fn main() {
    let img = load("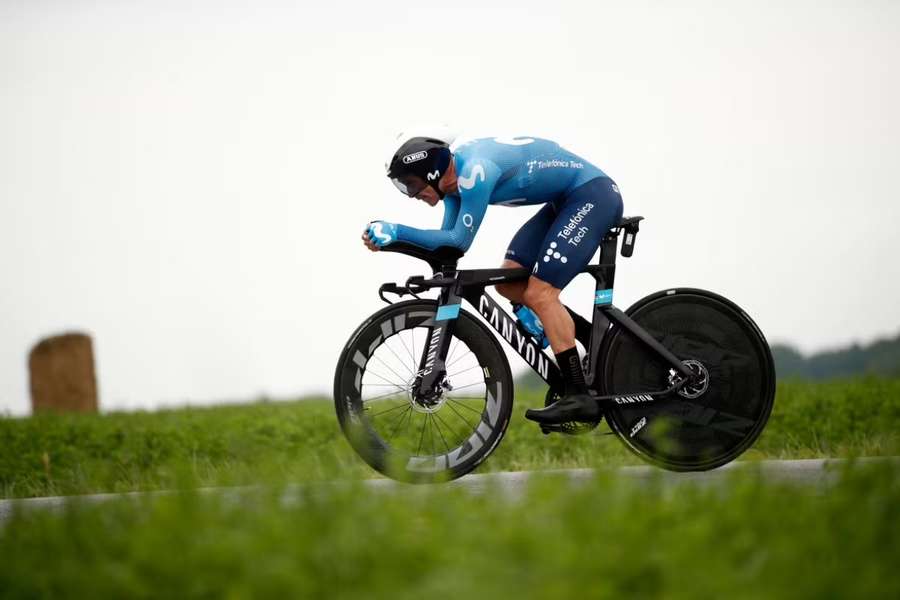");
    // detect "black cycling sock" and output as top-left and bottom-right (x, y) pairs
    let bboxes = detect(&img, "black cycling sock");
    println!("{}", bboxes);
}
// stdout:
(555, 347), (587, 396)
